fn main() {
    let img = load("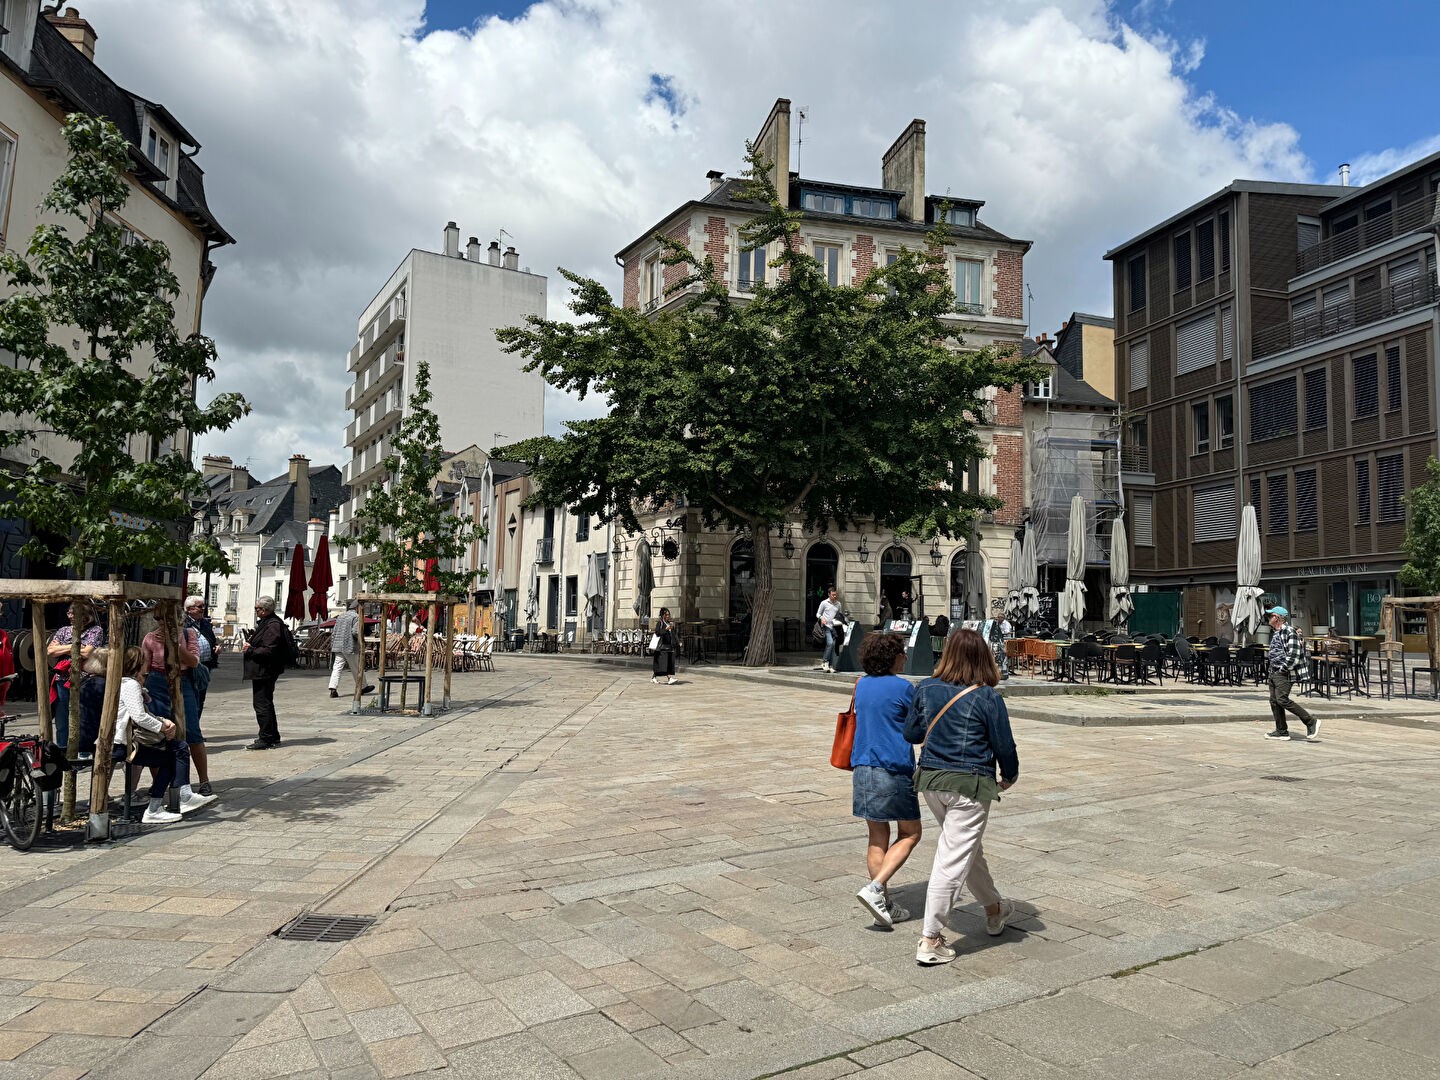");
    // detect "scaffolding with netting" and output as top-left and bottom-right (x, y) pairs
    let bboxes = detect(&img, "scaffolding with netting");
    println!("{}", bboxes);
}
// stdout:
(1029, 411), (1122, 591)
